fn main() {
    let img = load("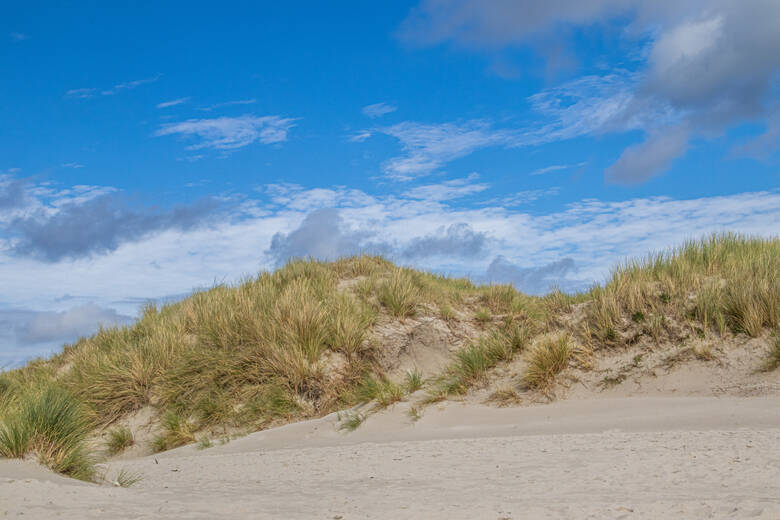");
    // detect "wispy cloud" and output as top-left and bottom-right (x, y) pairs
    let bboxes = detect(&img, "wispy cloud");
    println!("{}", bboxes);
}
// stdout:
(156, 97), (191, 109)
(155, 115), (298, 151)
(102, 75), (161, 96)
(375, 120), (514, 180)
(61, 162), (84, 169)
(529, 162), (585, 176)
(362, 102), (397, 118)
(198, 99), (257, 112)
(10, 32), (27, 41)
(402, 174), (489, 201)
(65, 88), (97, 99)
(66, 75), (161, 99)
